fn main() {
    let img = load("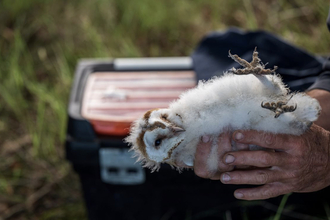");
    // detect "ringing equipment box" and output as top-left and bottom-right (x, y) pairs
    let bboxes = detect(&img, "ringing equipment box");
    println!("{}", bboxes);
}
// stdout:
(66, 57), (329, 220)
